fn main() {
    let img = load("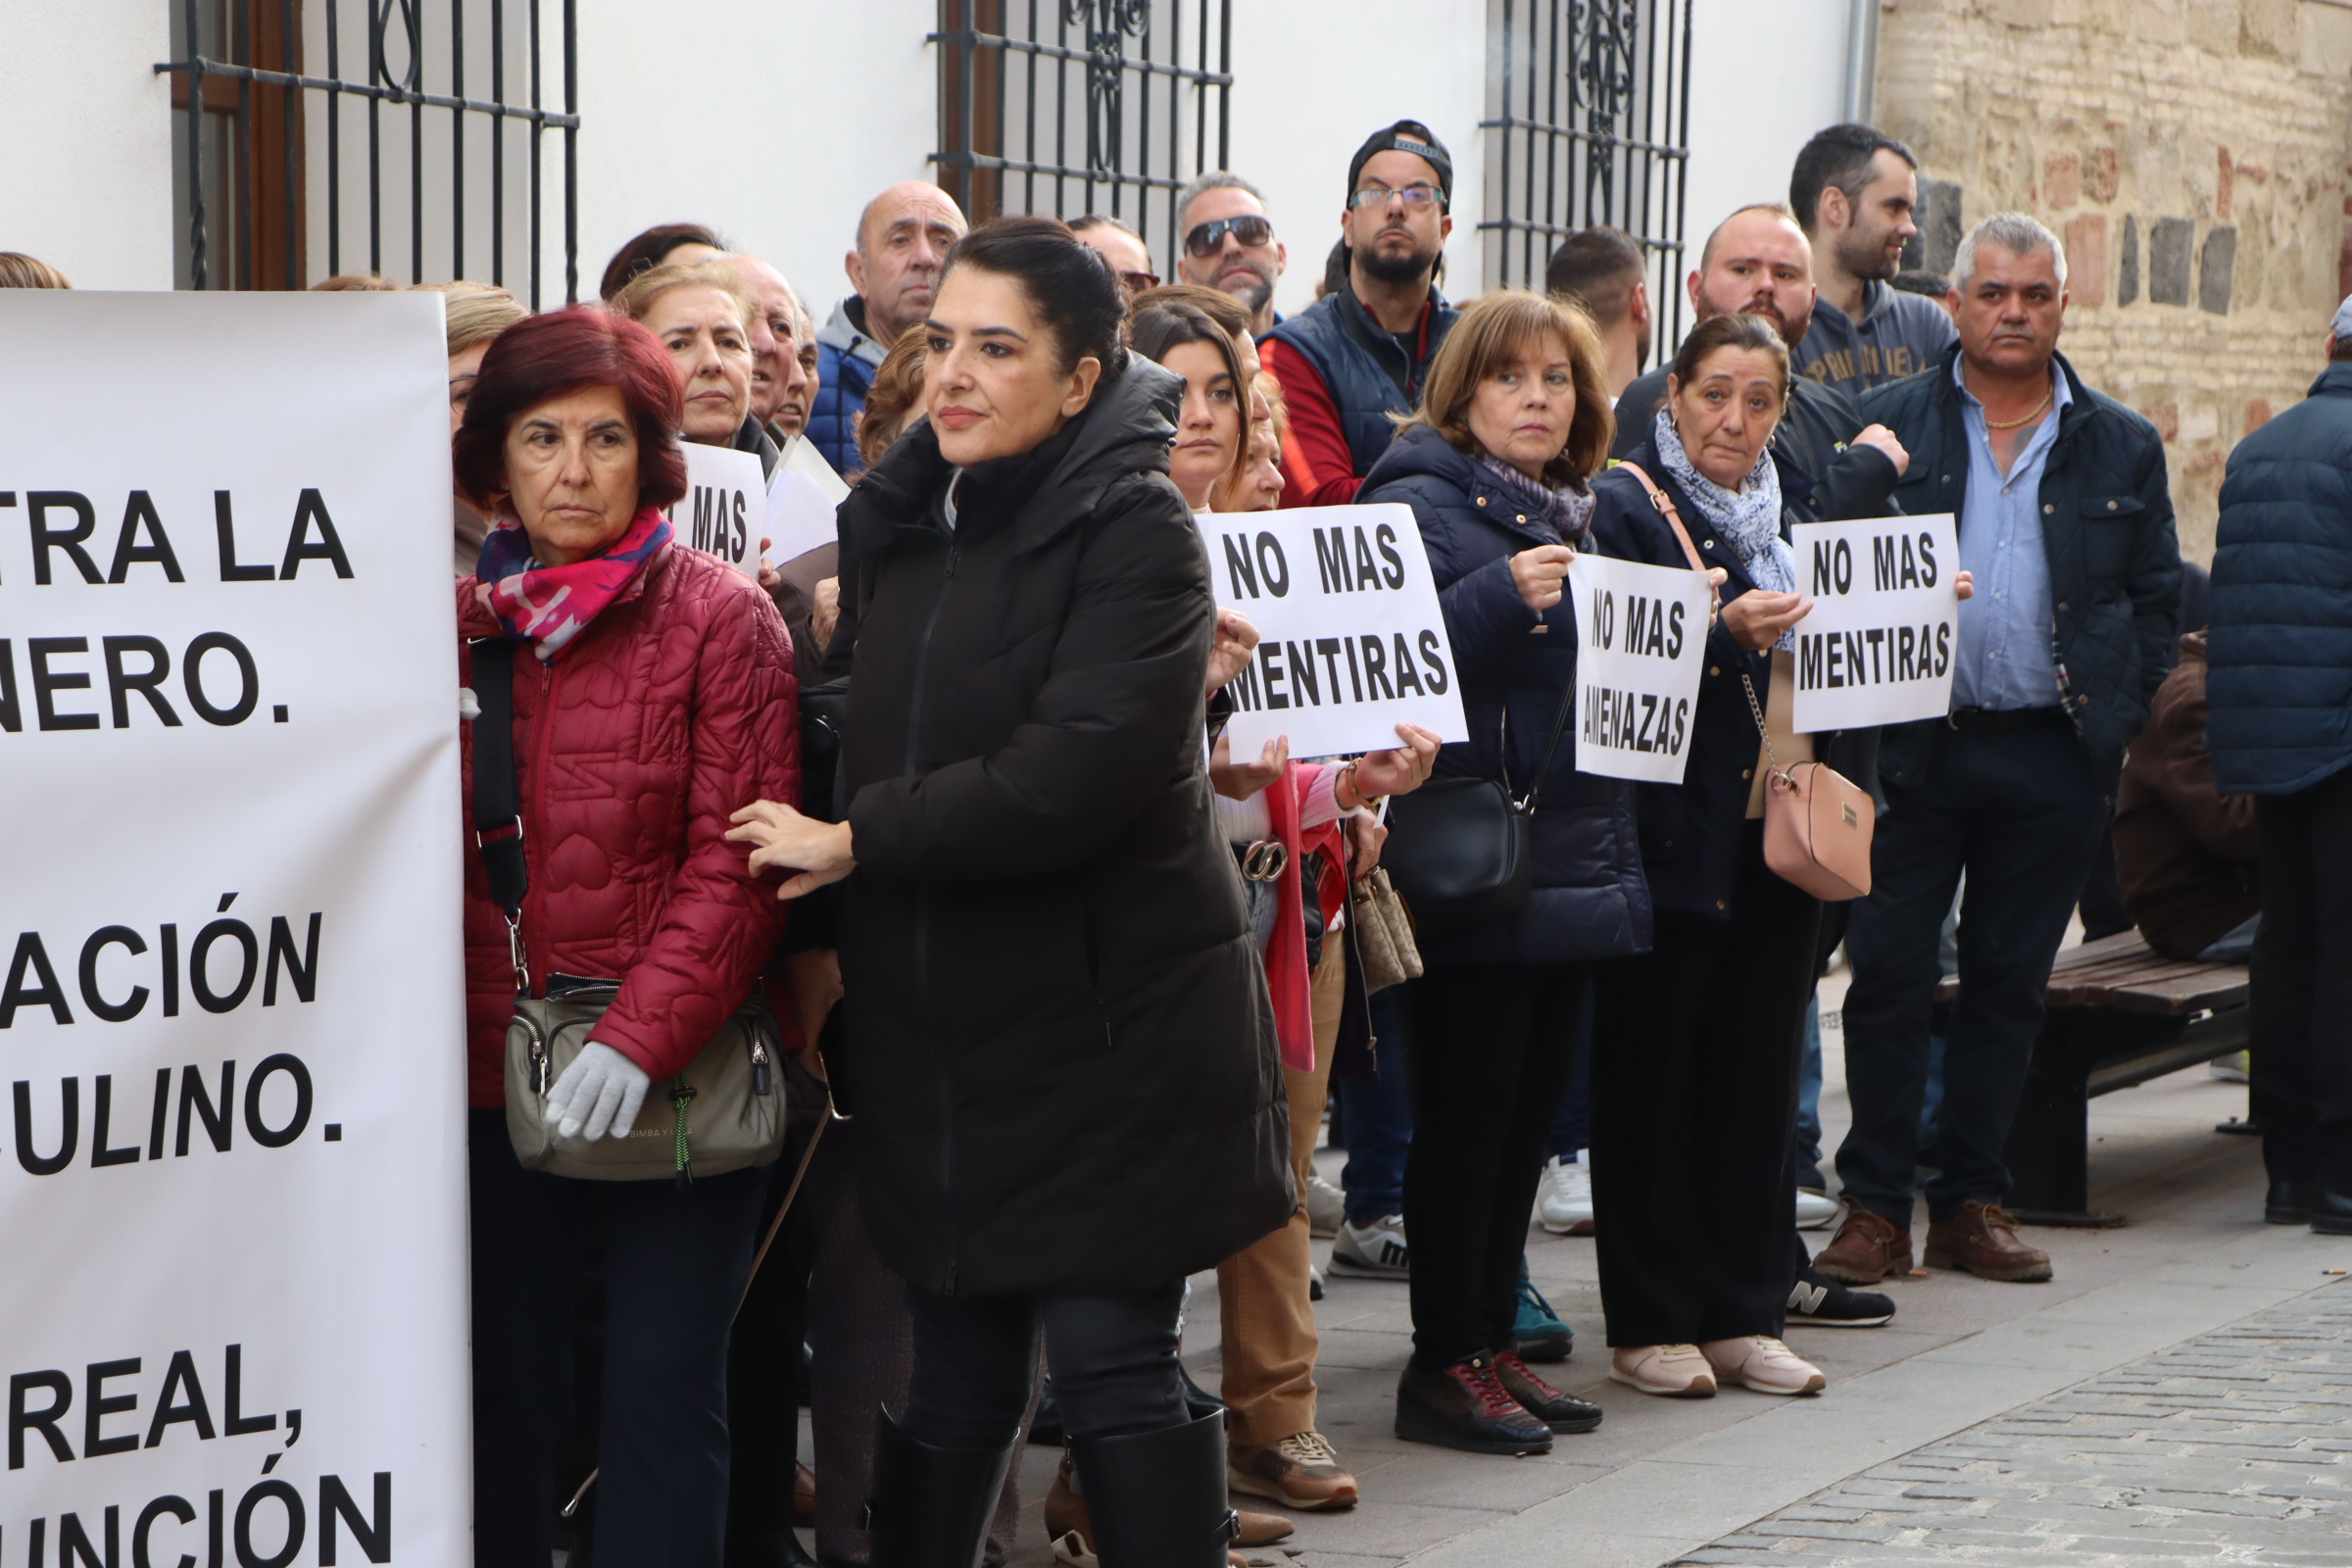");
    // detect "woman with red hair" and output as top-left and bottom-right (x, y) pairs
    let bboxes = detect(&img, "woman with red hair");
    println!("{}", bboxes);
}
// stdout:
(453, 305), (800, 1564)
